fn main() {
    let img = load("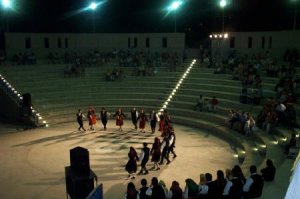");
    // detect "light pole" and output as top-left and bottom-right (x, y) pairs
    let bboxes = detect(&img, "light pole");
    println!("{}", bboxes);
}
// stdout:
(292, 0), (298, 30)
(1, 0), (11, 32)
(170, 1), (182, 33)
(219, 0), (227, 33)
(89, 2), (98, 33)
